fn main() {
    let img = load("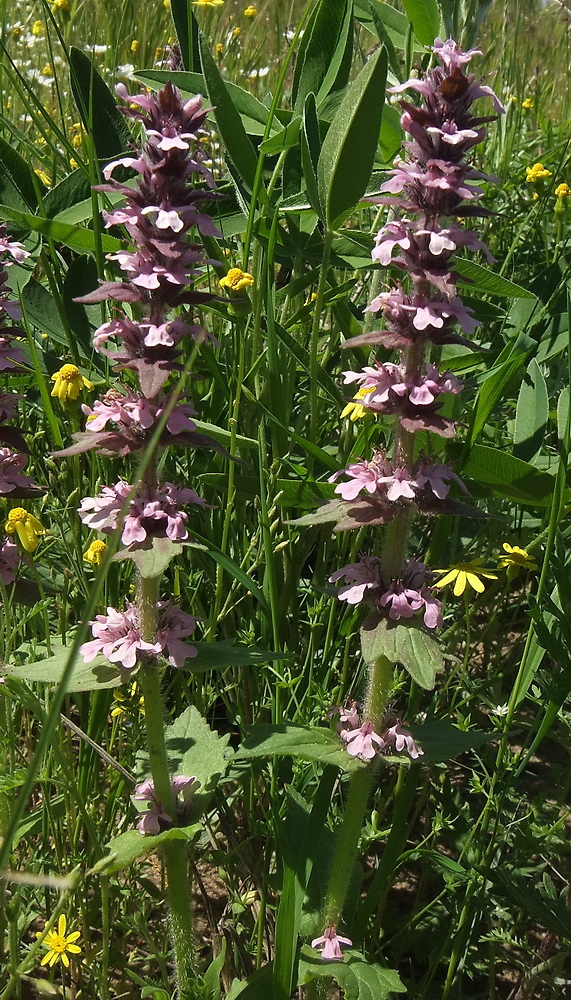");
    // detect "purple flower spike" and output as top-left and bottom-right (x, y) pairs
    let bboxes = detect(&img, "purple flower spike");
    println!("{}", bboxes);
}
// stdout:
(80, 603), (161, 670)
(311, 926), (353, 961)
(383, 721), (424, 760)
(329, 556), (382, 604)
(133, 774), (197, 835)
(156, 602), (198, 668)
(78, 479), (209, 547)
